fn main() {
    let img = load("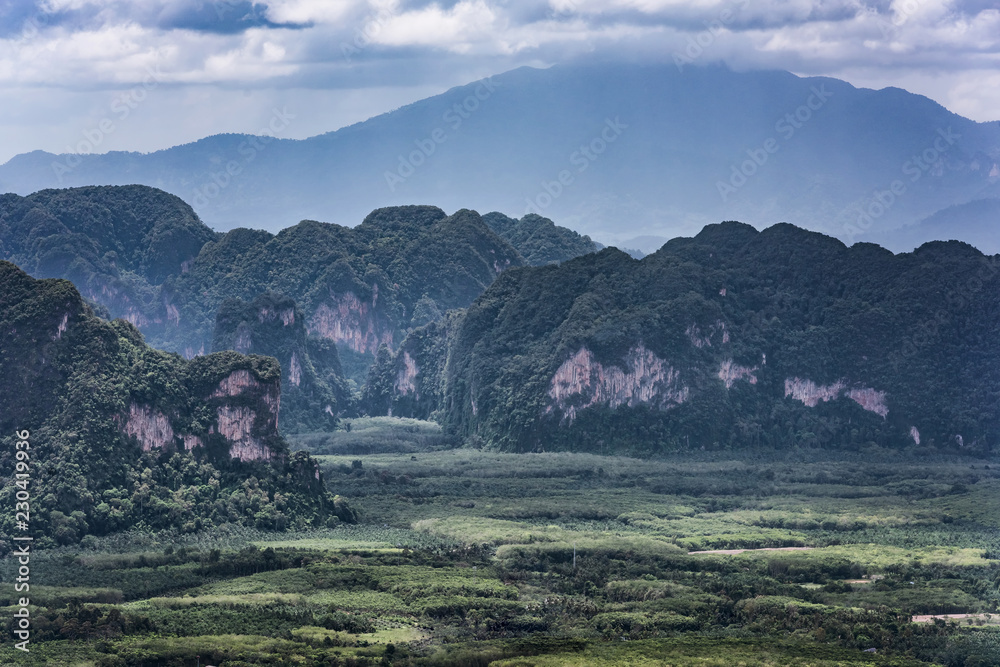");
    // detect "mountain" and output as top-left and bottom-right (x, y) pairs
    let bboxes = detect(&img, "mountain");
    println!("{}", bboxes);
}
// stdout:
(368, 223), (1000, 455)
(0, 185), (605, 433)
(482, 212), (601, 265)
(876, 198), (1000, 255)
(0, 185), (218, 325)
(0, 261), (352, 546)
(161, 205), (523, 366)
(2, 64), (997, 249)
(213, 292), (353, 432)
